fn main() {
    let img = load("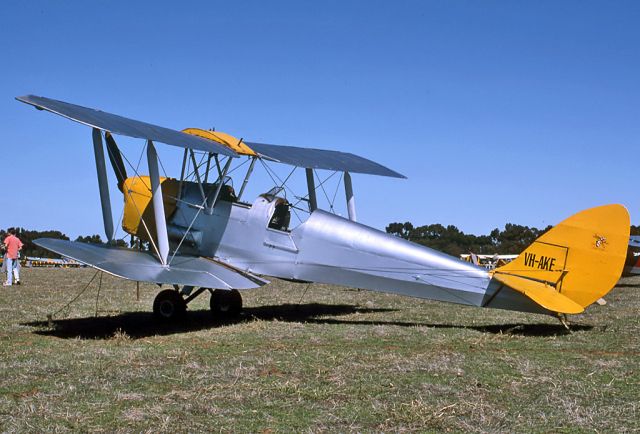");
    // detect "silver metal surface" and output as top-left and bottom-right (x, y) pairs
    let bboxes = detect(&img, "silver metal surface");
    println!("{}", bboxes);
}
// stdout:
(189, 149), (207, 203)
(104, 132), (127, 190)
(34, 239), (267, 289)
(16, 95), (237, 156)
(247, 141), (406, 178)
(344, 171), (356, 222)
(204, 153), (213, 184)
(305, 168), (317, 212)
(168, 186), (500, 309)
(147, 141), (170, 265)
(238, 156), (256, 201)
(207, 158), (232, 213)
(92, 128), (114, 242)
(178, 148), (188, 200)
